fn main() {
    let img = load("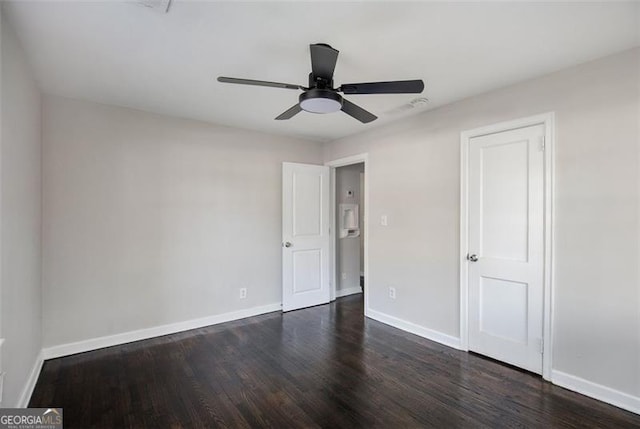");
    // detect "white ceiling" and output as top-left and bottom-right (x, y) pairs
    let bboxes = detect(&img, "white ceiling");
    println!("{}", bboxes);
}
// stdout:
(3, 1), (639, 142)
